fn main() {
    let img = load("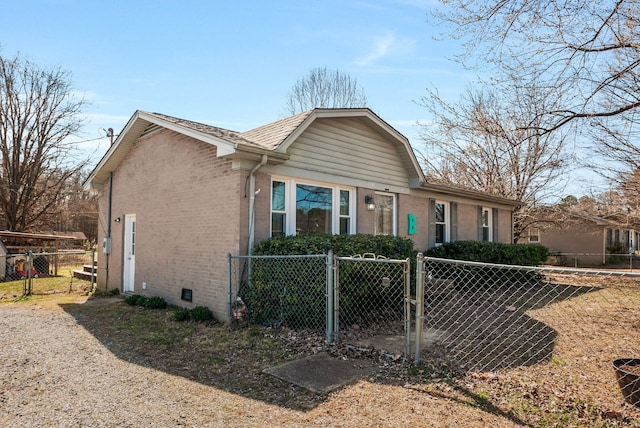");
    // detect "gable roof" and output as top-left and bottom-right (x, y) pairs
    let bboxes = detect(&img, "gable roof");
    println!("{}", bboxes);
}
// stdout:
(238, 110), (314, 150)
(84, 108), (427, 191)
